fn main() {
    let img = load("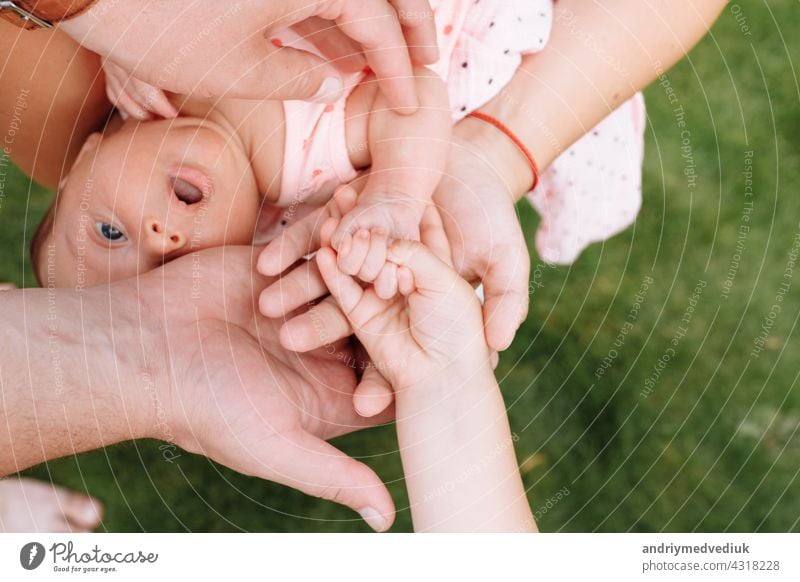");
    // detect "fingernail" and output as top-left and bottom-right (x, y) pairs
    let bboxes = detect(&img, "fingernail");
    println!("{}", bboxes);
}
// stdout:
(357, 229), (370, 240)
(359, 507), (388, 532)
(309, 76), (343, 103)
